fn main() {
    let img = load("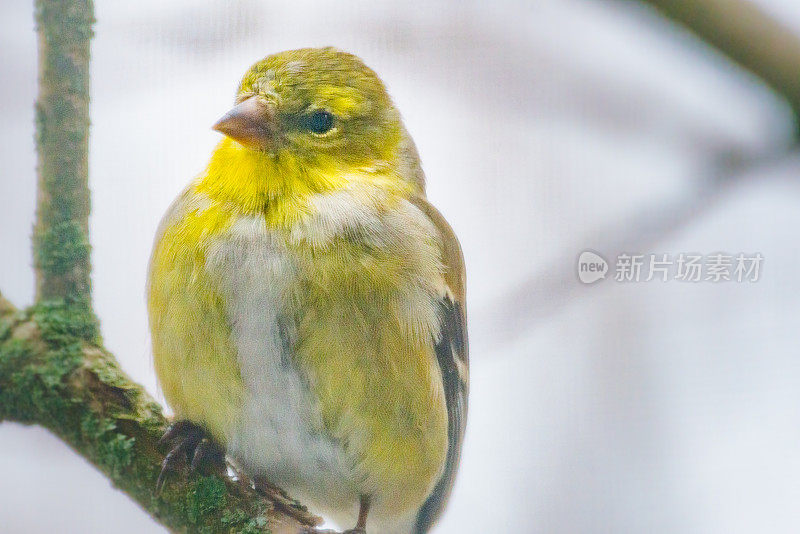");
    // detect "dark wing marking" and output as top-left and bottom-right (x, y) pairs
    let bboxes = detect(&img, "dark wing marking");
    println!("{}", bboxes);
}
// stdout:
(414, 296), (468, 534)
(410, 196), (468, 534)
